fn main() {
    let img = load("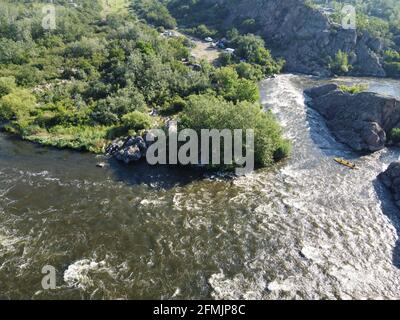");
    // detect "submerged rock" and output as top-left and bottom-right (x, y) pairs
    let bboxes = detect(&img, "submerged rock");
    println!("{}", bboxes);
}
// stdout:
(96, 162), (106, 168)
(306, 85), (400, 152)
(378, 162), (400, 208)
